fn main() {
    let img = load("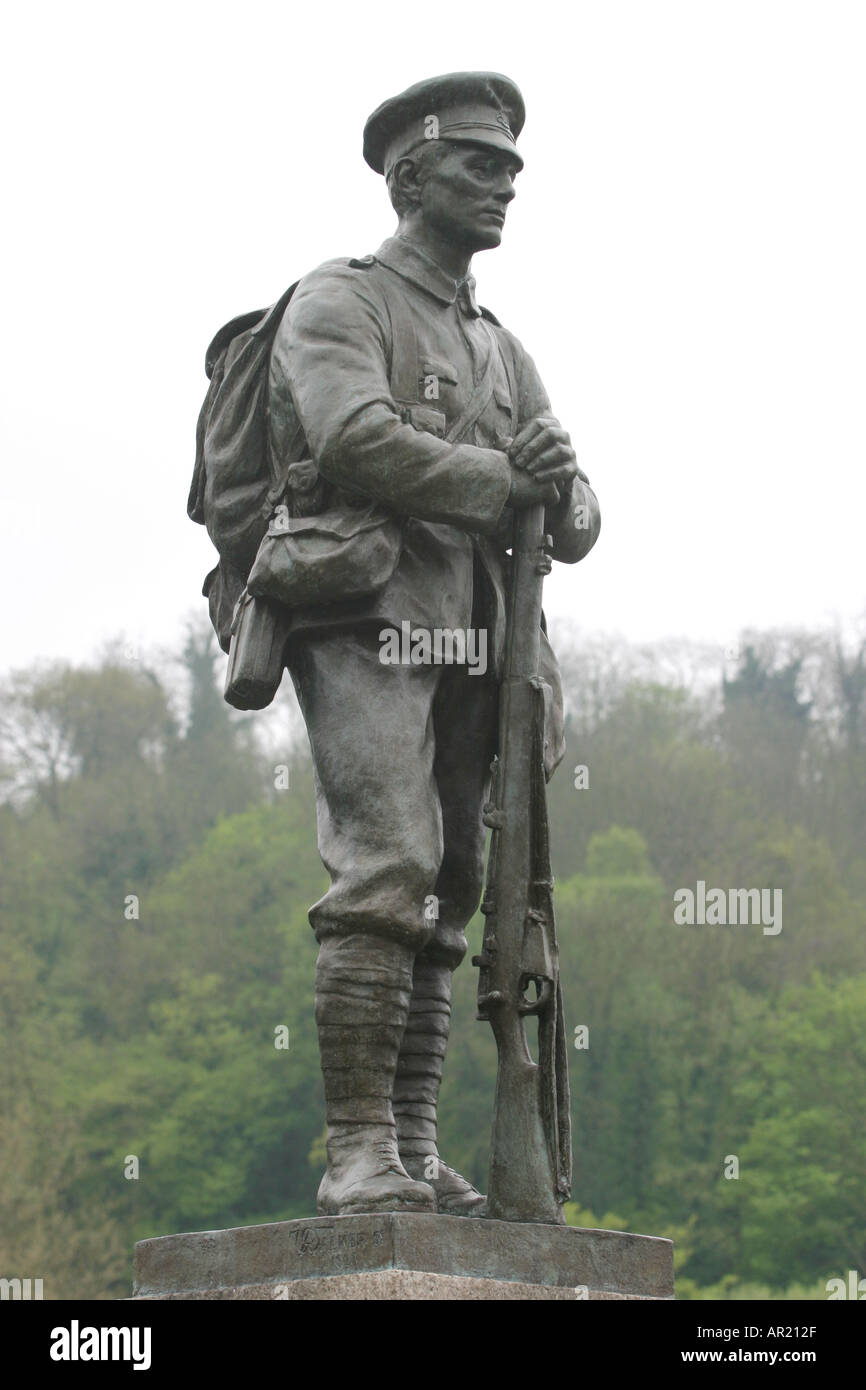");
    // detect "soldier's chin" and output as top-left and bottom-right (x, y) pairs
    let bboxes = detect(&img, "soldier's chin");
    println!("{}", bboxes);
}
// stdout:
(471, 223), (505, 251)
